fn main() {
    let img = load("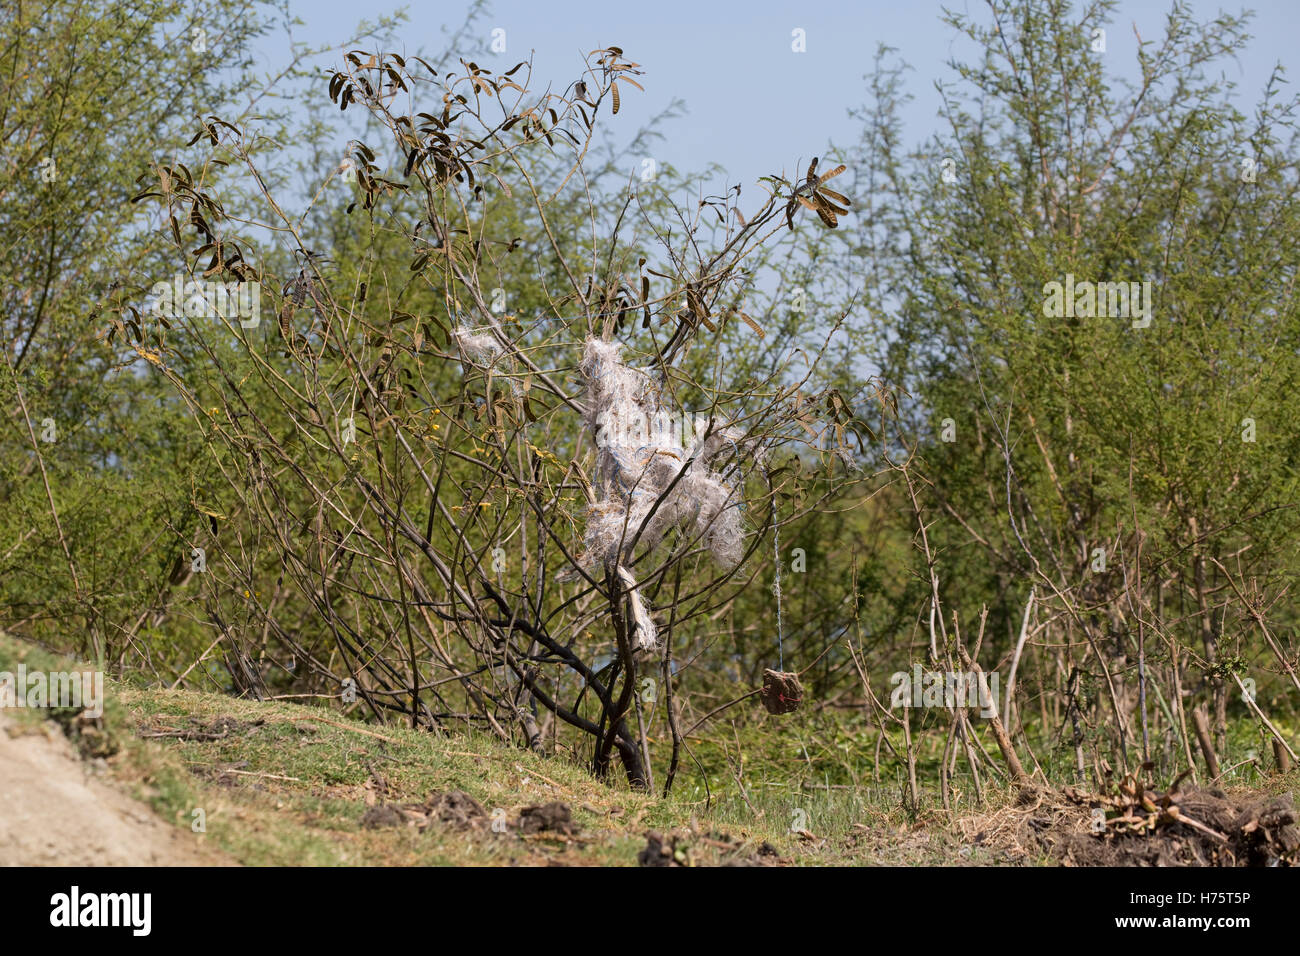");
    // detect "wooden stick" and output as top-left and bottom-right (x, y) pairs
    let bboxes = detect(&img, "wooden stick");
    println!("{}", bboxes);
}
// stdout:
(1232, 672), (1298, 763)
(513, 762), (570, 792)
(957, 644), (1030, 787)
(1003, 586), (1035, 731)
(1169, 807), (1227, 843)
(1191, 705), (1221, 780)
(1273, 739), (1293, 774)
(287, 714), (395, 743)
(219, 768), (303, 782)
